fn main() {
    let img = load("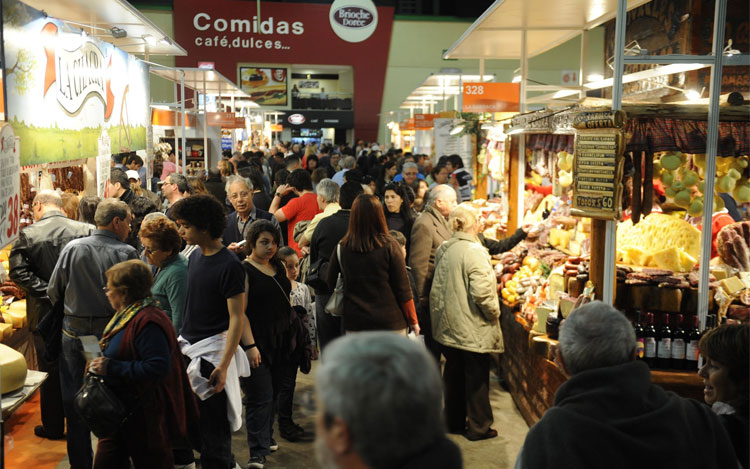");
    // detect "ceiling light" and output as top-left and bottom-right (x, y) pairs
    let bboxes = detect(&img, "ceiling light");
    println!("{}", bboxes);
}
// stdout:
(506, 125), (525, 135)
(450, 123), (466, 135)
(142, 34), (156, 45)
(684, 89), (701, 101)
(512, 75), (522, 83)
(552, 90), (578, 99)
(586, 73), (604, 82)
